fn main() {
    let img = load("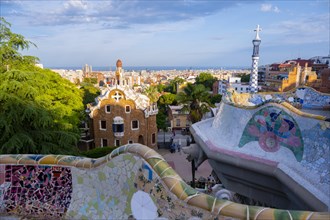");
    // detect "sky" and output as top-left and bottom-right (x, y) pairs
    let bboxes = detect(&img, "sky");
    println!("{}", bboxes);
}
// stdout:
(1, 0), (329, 68)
